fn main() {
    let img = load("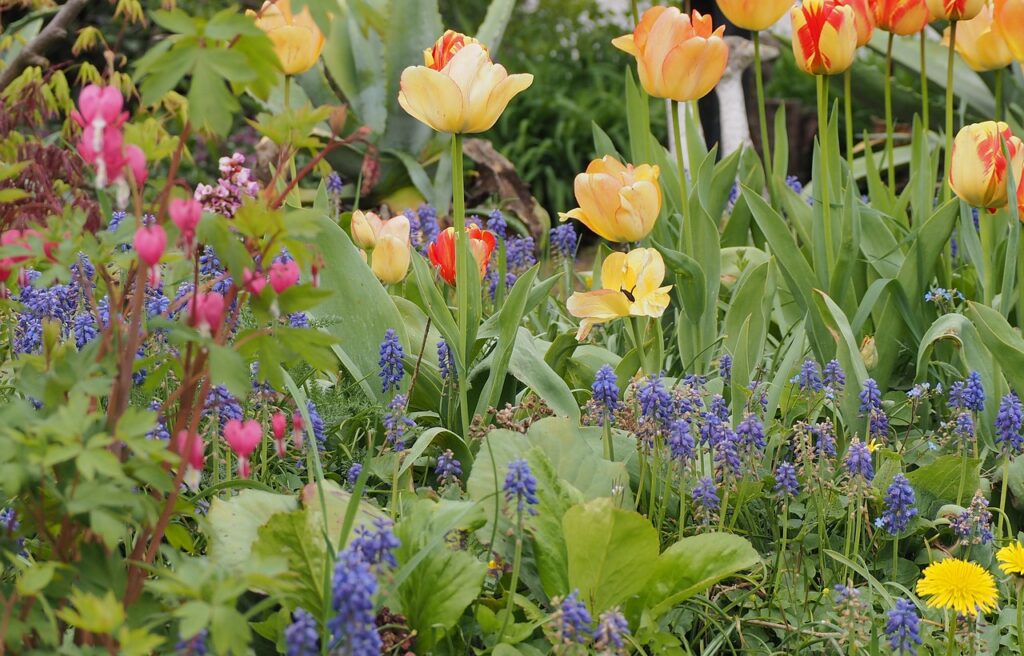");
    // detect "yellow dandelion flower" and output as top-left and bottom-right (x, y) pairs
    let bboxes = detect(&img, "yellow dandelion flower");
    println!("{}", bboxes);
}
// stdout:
(867, 439), (880, 453)
(997, 542), (1024, 576)
(916, 557), (998, 616)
